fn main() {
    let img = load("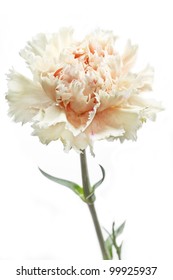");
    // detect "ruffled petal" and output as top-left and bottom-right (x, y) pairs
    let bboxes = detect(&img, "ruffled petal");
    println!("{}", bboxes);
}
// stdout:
(40, 74), (57, 102)
(128, 94), (164, 121)
(98, 89), (131, 112)
(134, 65), (154, 92)
(33, 105), (67, 127)
(122, 40), (138, 73)
(85, 107), (142, 141)
(33, 123), (90, 153)
(6, 69), (51, 123)
(20, 28), (74, 73)
(32, 123), (65, 144)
